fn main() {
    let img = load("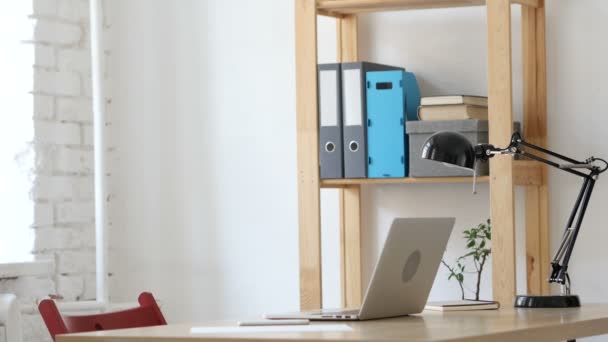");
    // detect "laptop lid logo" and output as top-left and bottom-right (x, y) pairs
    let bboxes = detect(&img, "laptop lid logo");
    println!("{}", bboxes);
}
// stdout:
(402, 250), (421, 283)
